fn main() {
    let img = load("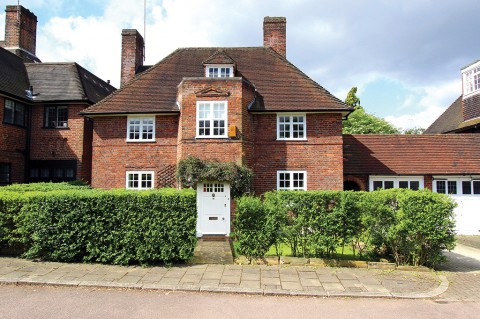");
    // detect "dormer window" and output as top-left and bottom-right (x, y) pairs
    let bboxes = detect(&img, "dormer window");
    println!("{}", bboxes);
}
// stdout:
(462, 61), (480, 98)
(206, 65), (234, 78)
